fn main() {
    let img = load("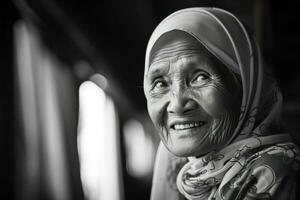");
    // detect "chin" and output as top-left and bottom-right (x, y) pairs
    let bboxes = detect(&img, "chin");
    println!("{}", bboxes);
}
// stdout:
(169, 148), (194, 157)
(165, 141), (213, 157)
